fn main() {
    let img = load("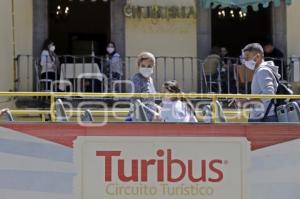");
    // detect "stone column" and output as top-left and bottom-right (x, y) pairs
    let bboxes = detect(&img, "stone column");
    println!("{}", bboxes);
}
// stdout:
(272, 0), (287, 59)
(110, 0), (126, 59)
(32, 0), (48, 57)
(196, 1), (212, 60)
(196, 1), (212, 92)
